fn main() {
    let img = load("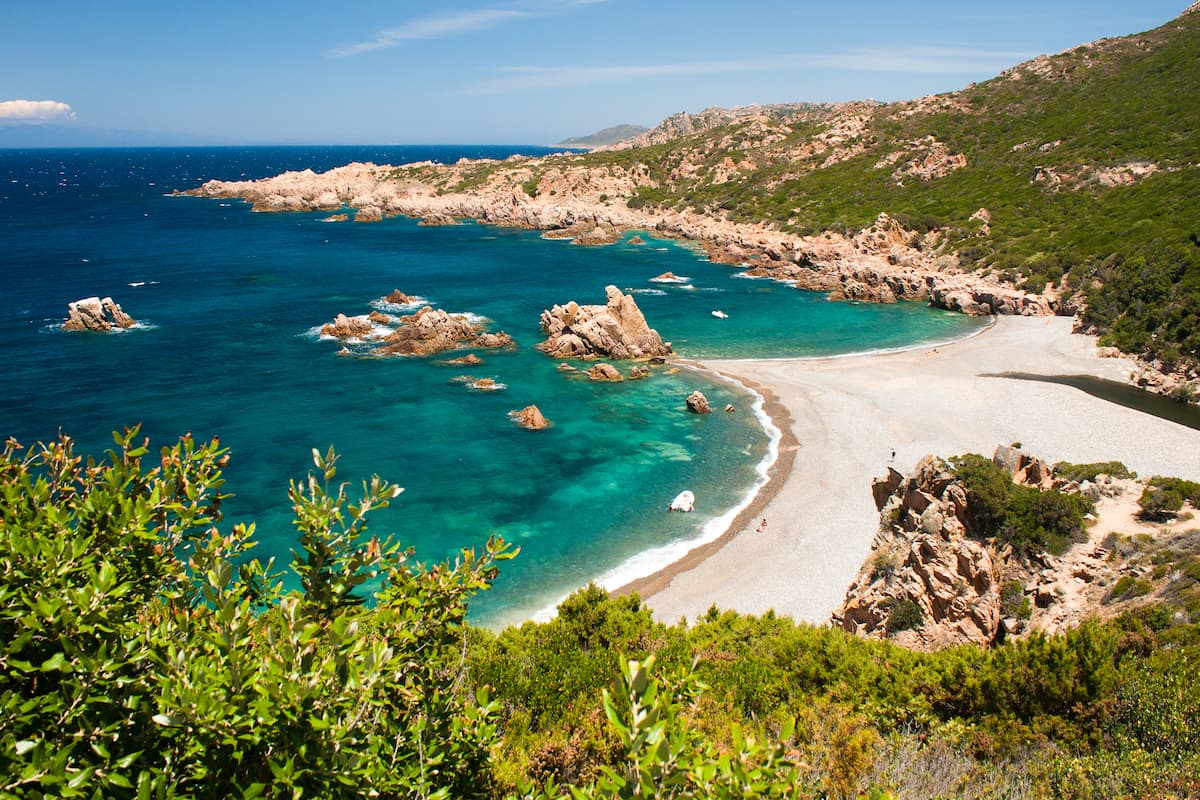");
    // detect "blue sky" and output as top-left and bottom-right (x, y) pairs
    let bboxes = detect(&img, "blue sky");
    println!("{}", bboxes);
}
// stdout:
(0, 0), (1189, 144)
